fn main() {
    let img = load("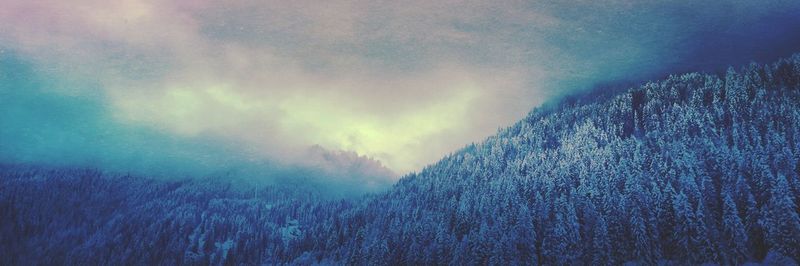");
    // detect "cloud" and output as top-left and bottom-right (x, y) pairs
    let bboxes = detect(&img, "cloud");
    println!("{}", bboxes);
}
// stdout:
(1, 0), (799, 190)
(0, 0), (549, 173)
(0, 53), (396, 196)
